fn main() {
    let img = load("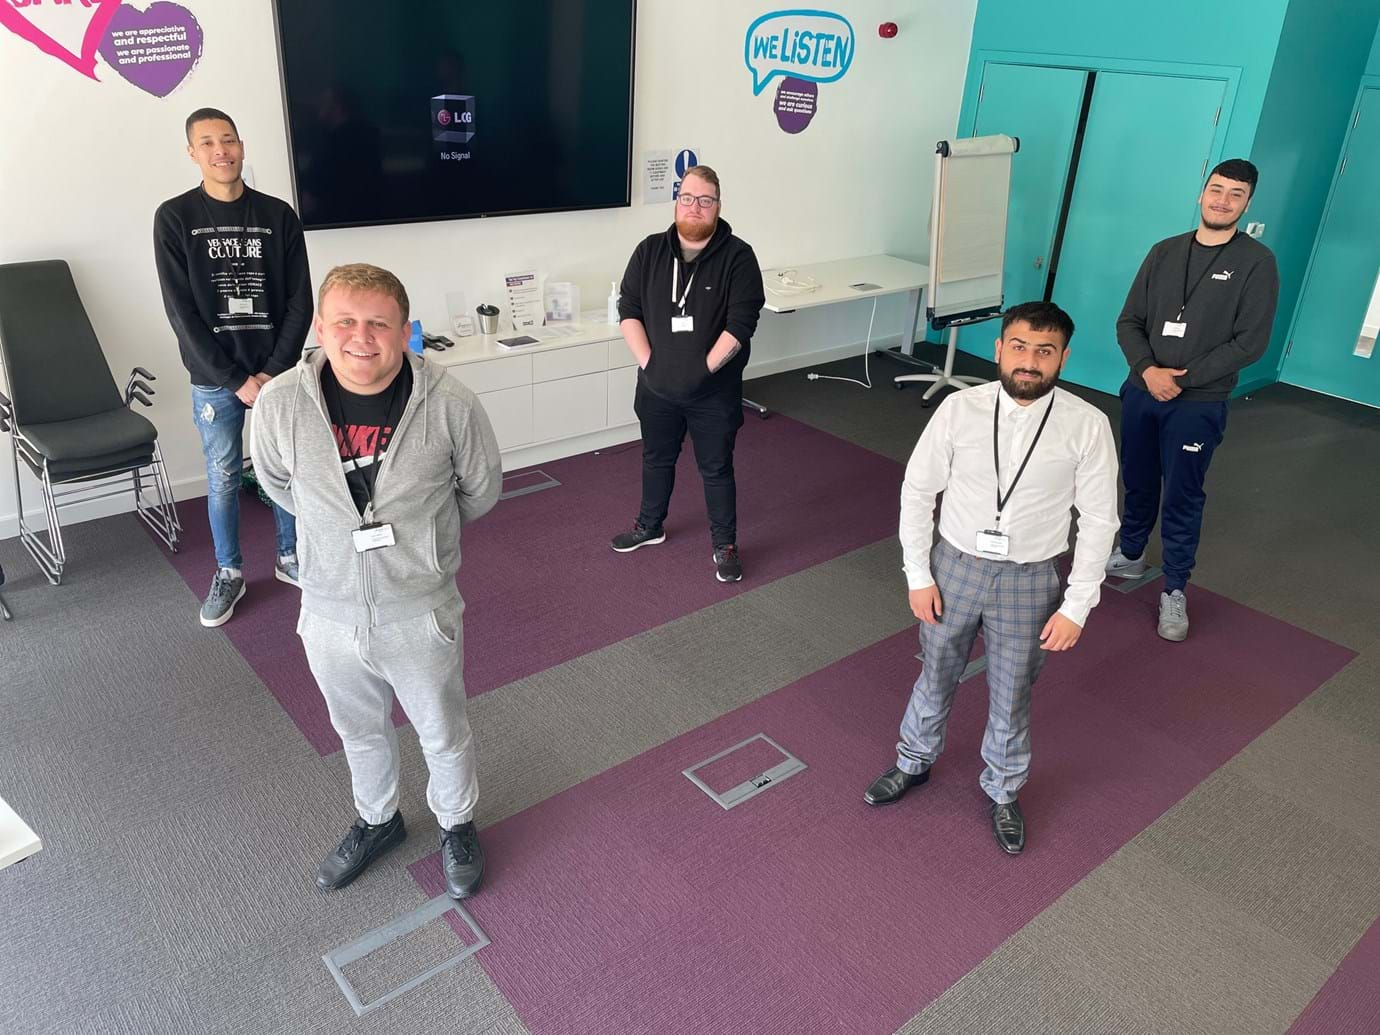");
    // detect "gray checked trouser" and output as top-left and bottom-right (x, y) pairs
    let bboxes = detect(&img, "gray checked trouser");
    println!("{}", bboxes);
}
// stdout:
(896, 538), (1063, 804)
(298, 595), (478, 829)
